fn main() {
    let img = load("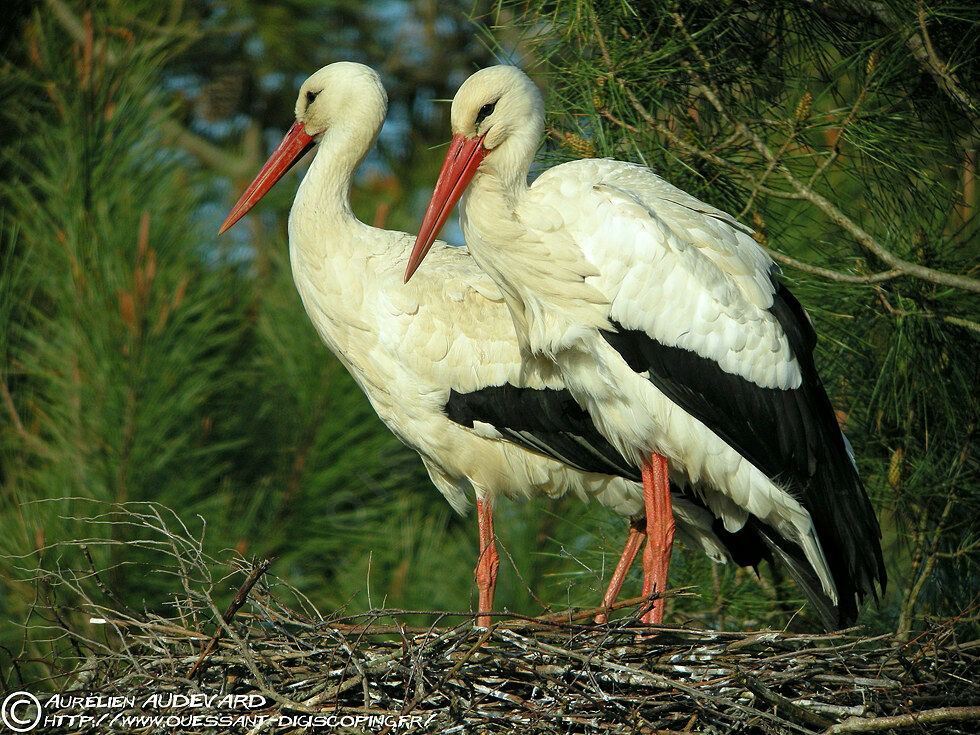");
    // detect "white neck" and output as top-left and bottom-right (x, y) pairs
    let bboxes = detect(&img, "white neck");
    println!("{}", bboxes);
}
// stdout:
(285, 106), (394, 360)
(291, 117), (379, 240)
